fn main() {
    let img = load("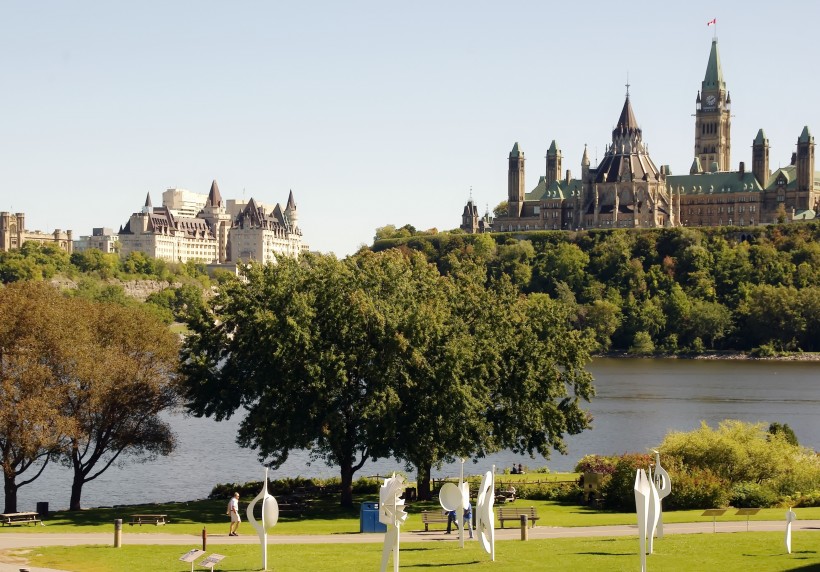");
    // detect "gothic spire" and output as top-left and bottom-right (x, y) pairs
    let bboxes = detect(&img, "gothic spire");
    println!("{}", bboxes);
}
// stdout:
(207, 180), (223, 207)
(702, 39), (725, 92)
